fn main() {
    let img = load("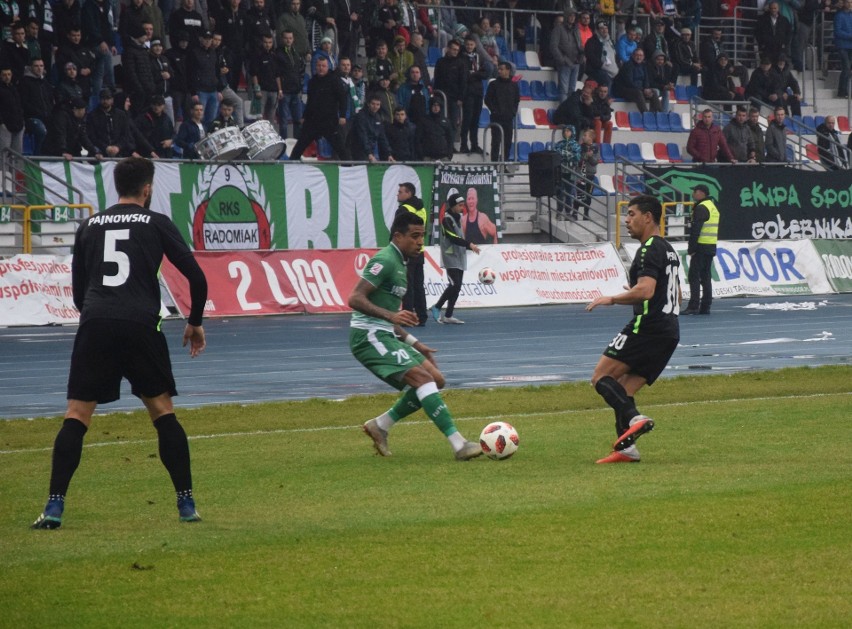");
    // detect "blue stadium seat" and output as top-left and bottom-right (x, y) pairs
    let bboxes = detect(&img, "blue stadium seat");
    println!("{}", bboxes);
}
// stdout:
(317, 138), (333, 158)
(22, 133), (34, 156)
(506, 142), (515, 161)
(802, 115), (816, 130)
(656, 111), (671, 132)
(600, 142), (615, 163)
(787, 115), (801, 134)
(519, 79), (531, 100)
(513, 50), (529, 70)
(643, 111), (657, 131)
(427, 47), (441, 66)
(628, 111), (644, 130)
(592, 176), (605, 196)
(531, 141), (545, 153)
(613, 142), (628, 161)
(479, 108), (490, 128)
(685, 85), (700, 100)
(814, 115), (825, 129)
(517, 141), (532, 162)
(668, 111), (685, 132)
(545, 142), (554, 150)
(530, 80), (547, 101)
(675, 85), (689, 102)
(547, 108), (556, 124)
(786, 144), (795, 162)
(545, 80), (559, 100)
(666, 142), (683, 161)
(627, 143), (643, 162)
(625, 174), (644, 194)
